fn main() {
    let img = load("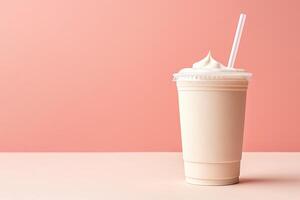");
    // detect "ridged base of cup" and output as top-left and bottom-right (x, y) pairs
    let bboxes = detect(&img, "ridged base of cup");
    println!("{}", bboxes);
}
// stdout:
(183, 161), (240, 186)
(186, 177), (239, 186)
